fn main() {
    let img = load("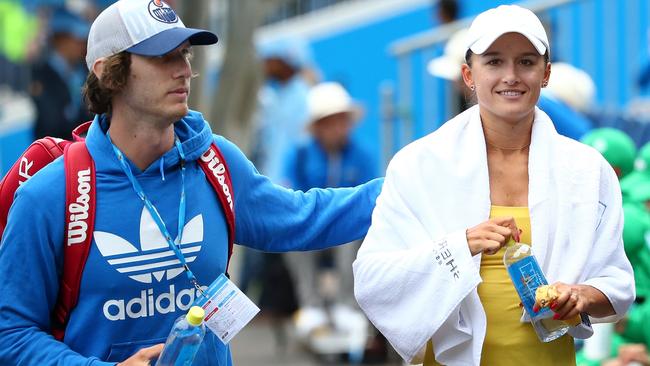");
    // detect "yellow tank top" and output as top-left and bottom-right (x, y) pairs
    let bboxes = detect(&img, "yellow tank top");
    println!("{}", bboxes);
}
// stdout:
(423, 206), (575, 366)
